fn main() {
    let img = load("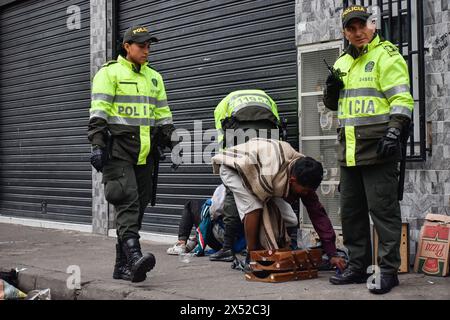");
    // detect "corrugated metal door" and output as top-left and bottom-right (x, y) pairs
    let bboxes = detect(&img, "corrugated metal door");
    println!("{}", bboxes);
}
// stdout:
(0, 0), (92, 223)
(119, 0), (298, 234)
